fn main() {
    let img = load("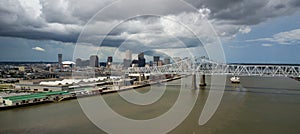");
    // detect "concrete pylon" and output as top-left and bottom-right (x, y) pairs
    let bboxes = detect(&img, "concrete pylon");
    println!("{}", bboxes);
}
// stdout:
(192, 74), (197, 89)
(139, 73), (143, 82)
(199, 74), (207, 87)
